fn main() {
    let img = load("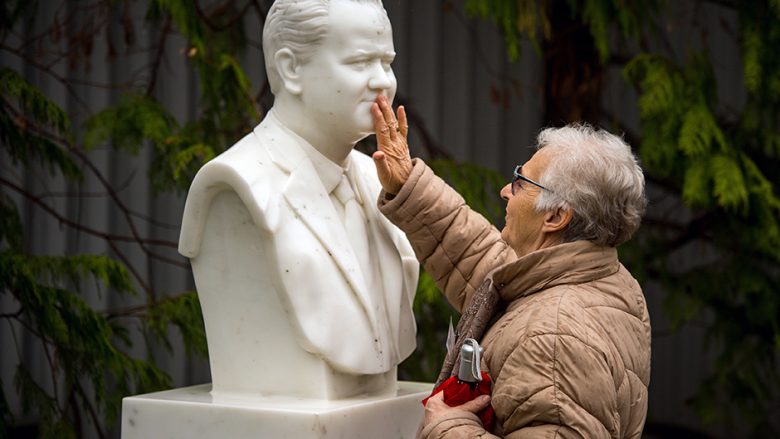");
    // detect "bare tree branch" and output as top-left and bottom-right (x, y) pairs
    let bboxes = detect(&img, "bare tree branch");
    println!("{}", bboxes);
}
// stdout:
(146, 15), (172, 96)
(0, 177), (180, 250)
